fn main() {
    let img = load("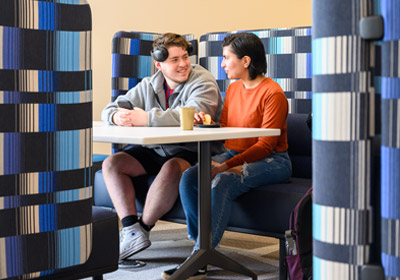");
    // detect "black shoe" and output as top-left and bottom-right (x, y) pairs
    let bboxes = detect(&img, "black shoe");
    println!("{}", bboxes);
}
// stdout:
(161, 266), (207, 280)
